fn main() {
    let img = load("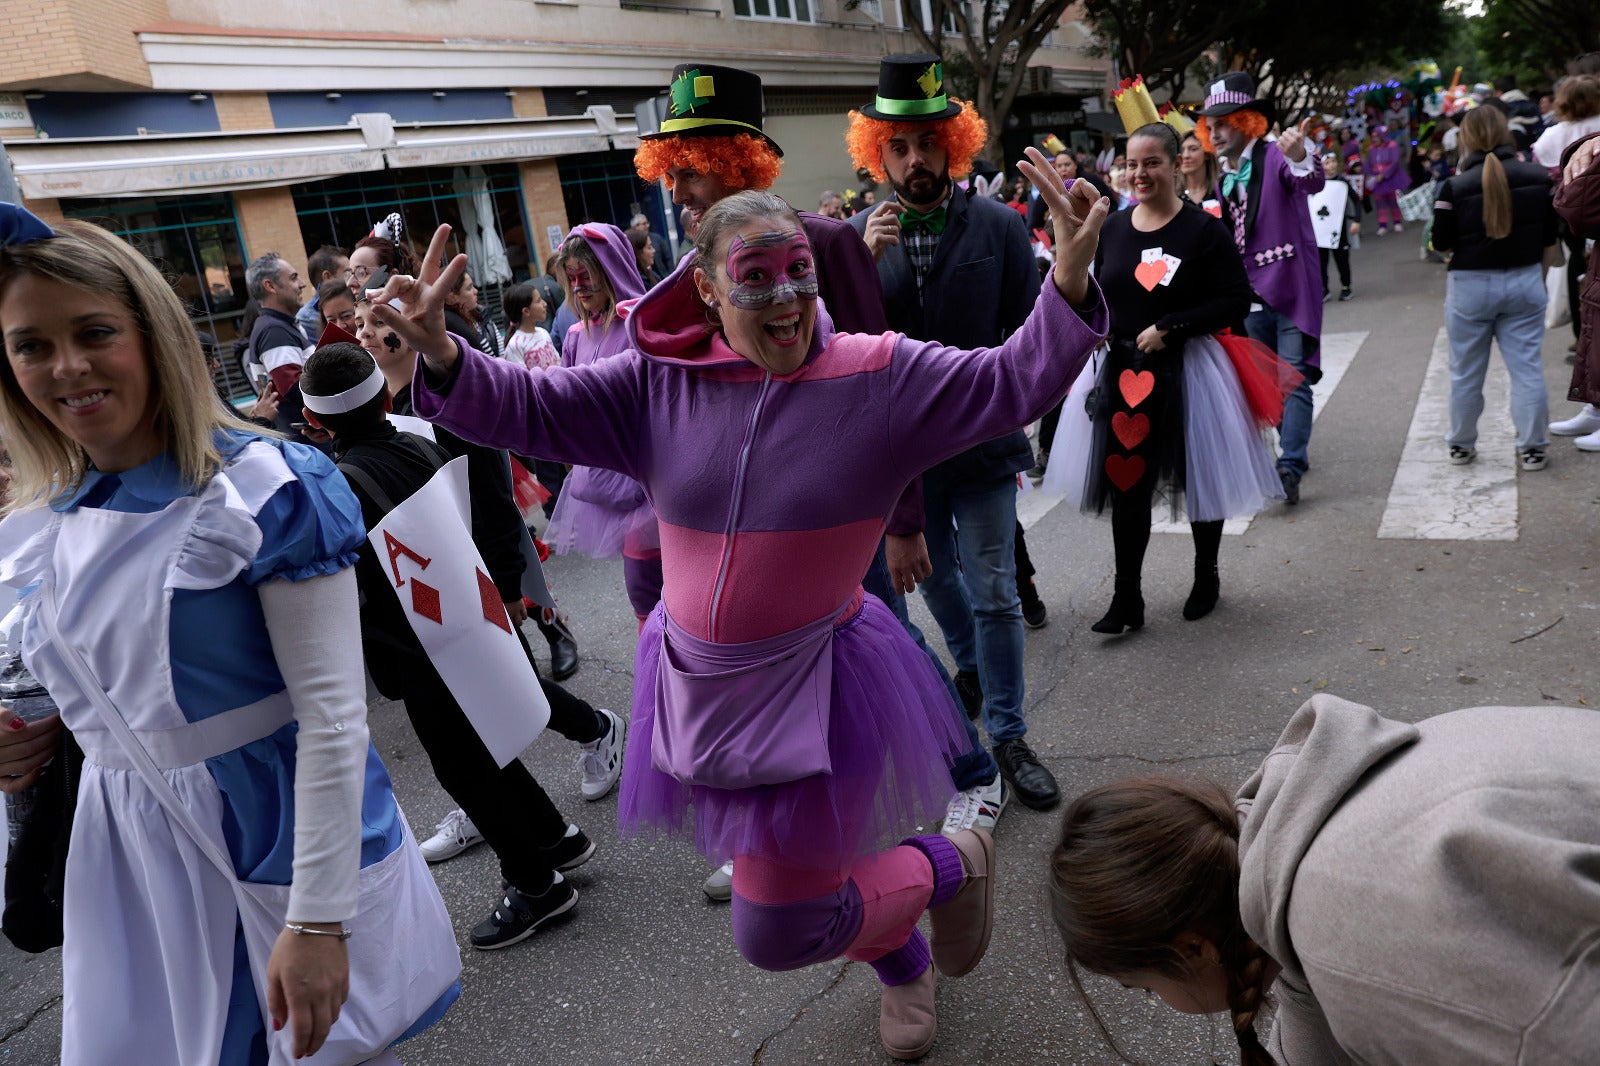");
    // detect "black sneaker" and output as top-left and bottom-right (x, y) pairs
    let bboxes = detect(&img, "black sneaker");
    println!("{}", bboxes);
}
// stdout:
(540, 823), (595, 872)
(1520, 448), (1548, 472)
(1278, 469), (1300, 505)
(471, 874), (578, 950)
(1020, 580), (1048, 629)
(1338, 288), (1353, 302)
(1448, 445), (1476, 466)
(953, 670), (984, 721)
